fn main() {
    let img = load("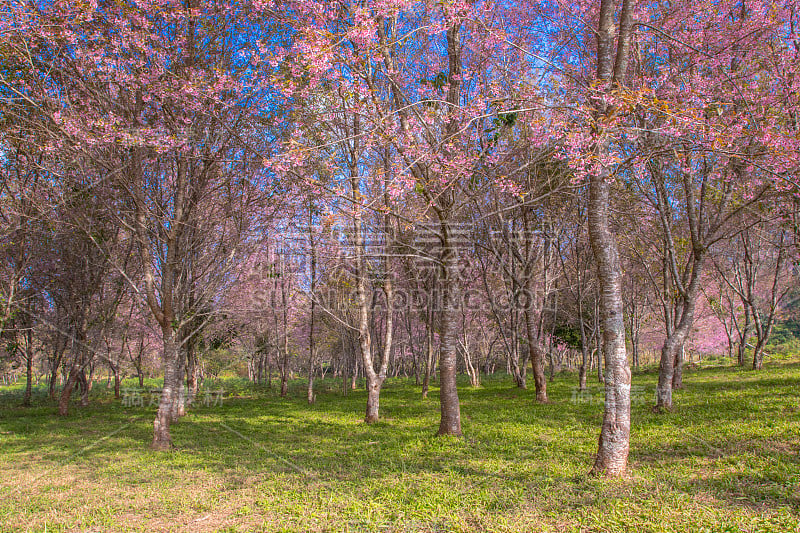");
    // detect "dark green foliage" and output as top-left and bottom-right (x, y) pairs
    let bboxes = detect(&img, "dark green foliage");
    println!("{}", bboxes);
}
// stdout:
(553, 323), (582, 350)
